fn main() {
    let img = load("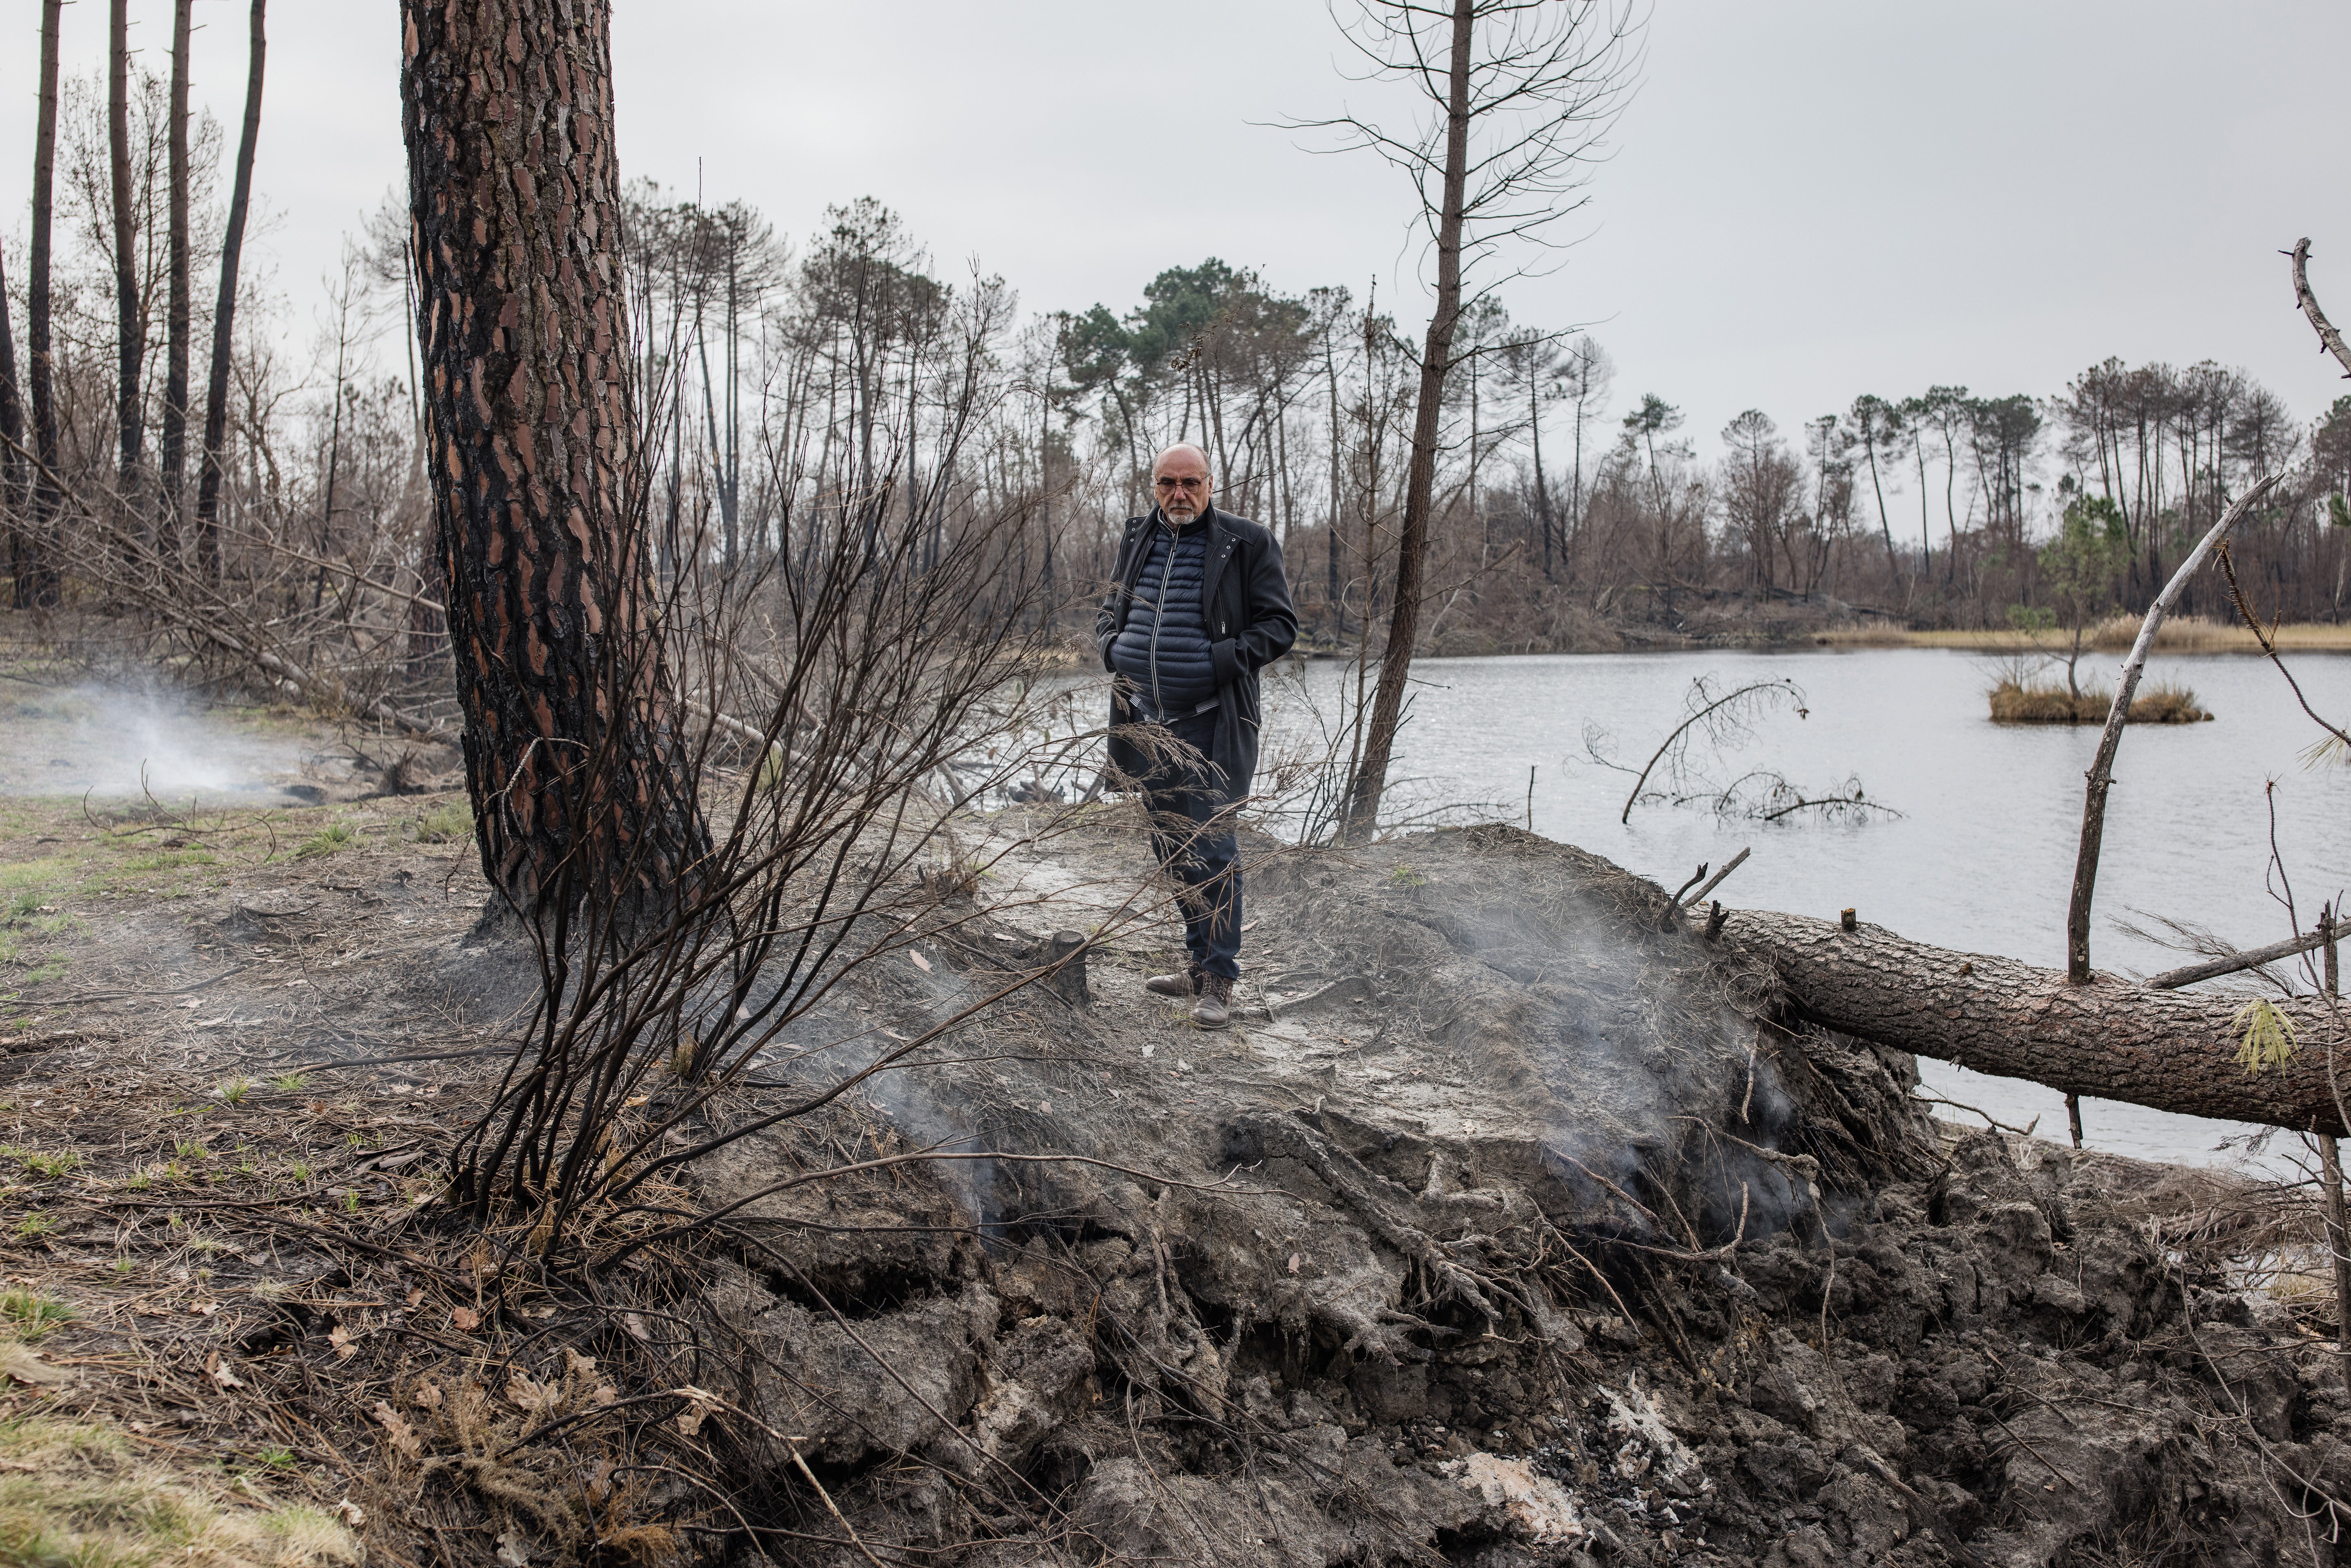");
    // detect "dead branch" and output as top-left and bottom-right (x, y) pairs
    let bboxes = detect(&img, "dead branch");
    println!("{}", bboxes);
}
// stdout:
(2290, 237), (2351, 379)
(2065, 472), (2281, 981)
(2147, 927), (2332, 991)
